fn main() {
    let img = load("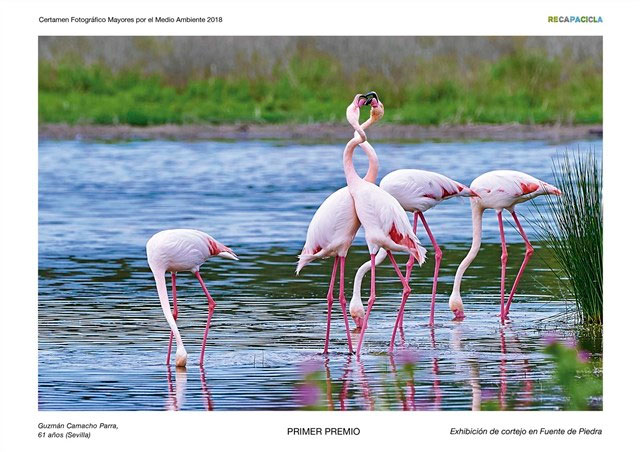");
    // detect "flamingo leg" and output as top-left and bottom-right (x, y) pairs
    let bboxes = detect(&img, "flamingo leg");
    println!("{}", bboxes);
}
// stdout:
(166, 272), (179, 365)
(356, 254), (377, 356)
(504, 210), (534, 316)
(323, 257), (339, 354)
(397, 212), (419, 328)
(195, 271), (216, 366)
(418, 211), (442, 327)
(338, 256), (354, 353)
(497, 210), (508, 324)
(389, 250), (411, 353)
